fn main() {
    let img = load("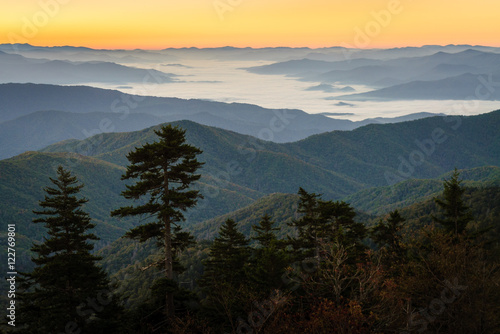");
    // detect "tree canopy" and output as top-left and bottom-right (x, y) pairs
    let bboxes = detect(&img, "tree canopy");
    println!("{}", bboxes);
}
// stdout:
(111, 124), (204, 318)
